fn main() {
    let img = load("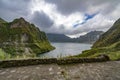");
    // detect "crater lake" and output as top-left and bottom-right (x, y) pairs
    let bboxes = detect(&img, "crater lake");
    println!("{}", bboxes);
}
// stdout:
(39, 42), (92, 58)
